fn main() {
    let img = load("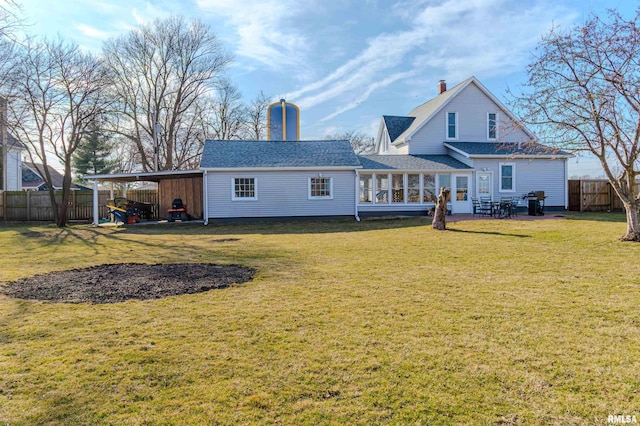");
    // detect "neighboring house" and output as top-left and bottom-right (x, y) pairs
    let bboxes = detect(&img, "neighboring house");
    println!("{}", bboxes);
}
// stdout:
(1, 133), (24, 191)
(22, 162), (89, 191)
